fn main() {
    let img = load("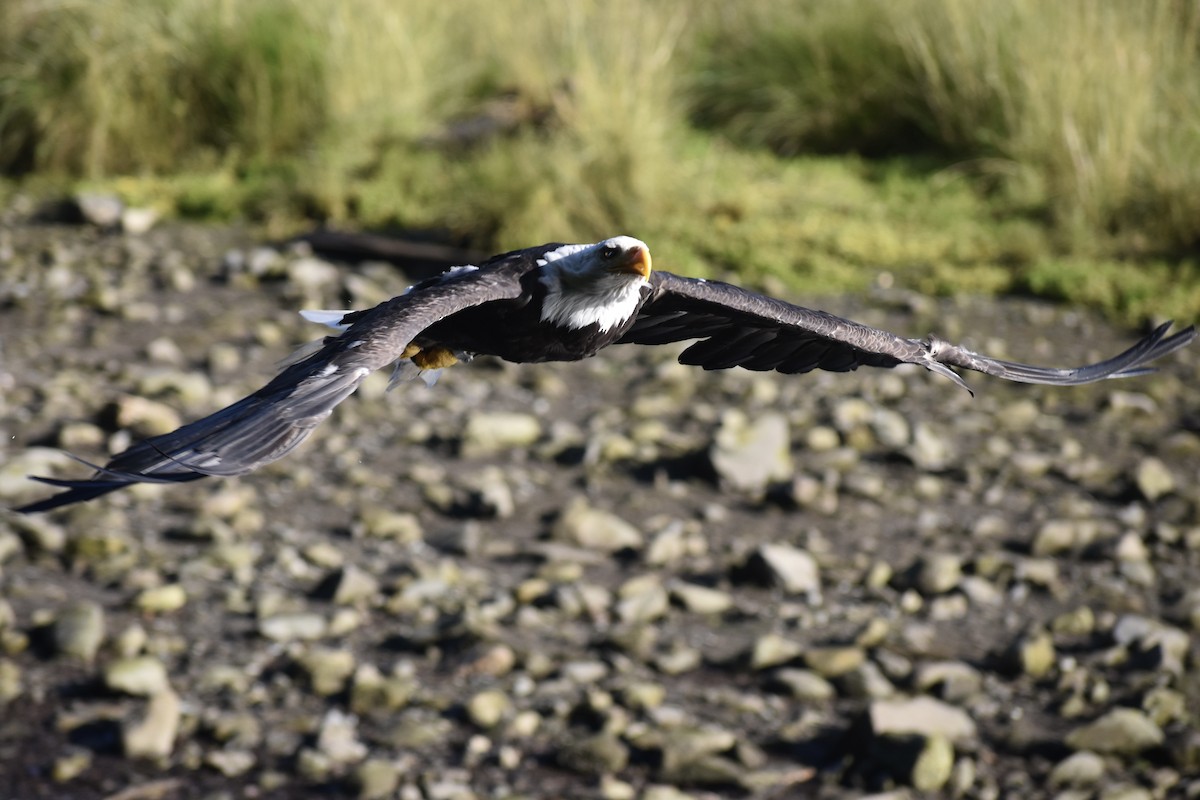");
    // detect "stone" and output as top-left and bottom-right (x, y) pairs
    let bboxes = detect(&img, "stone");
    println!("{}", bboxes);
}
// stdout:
(134, 584), (187, 613)
(914, 553), (962, 595)
(298, 648), (356, 696)
(1066, 708), (1164, 755)
(123, 690), (181, 759)
(553, 499), (643, 552)
(772, 668), (835, 701)
(330, 565), (380, 605)
(710, 410), (793, 493)
(467, 689), (511, 728)
(259, 612), (327, 641)
(0, 660), (21, 704)
(460, 411), (541, 457)
(670, 582), (733, 615)
(352, 759), (402, 800)
(868, 696), (978, 743)
(316, 709), (368, 764)
(741, 543), (821, 596)
(1134, 457), (1175, 501)
(52, 602), (105, 661)
(750, 634), (803, 670)
(1050, 750), (1106, 787)
(558, 732), (629, 775)
(804, 646), (865, 678)
(104, 656), (170, 696)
